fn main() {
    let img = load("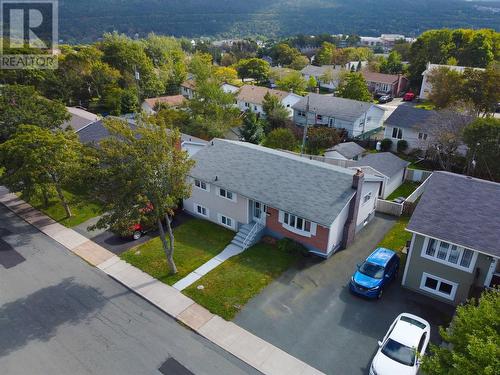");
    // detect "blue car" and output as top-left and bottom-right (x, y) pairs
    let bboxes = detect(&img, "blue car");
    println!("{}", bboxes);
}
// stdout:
(350, 247), (400, 299)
